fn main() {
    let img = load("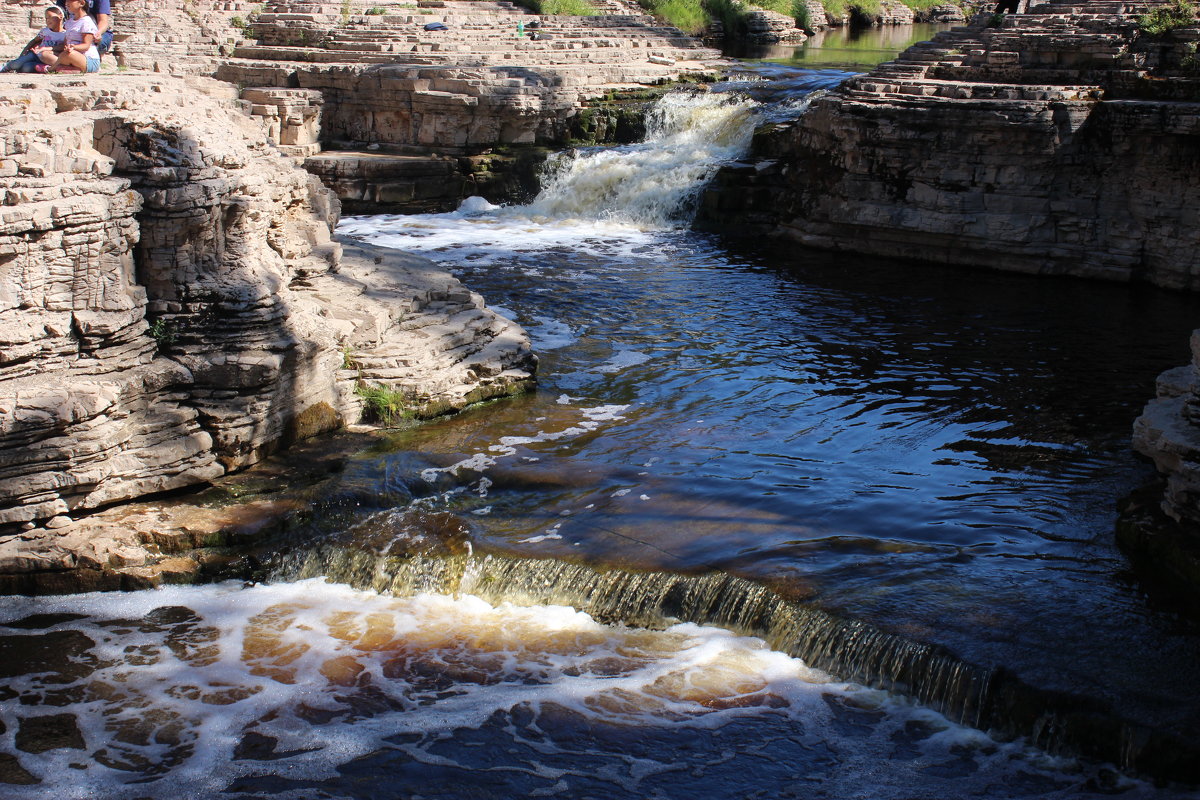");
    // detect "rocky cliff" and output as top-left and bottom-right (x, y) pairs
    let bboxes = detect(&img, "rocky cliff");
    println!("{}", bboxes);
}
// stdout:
(697, 0), (1200, 290)
(0, 74), (535, 579)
